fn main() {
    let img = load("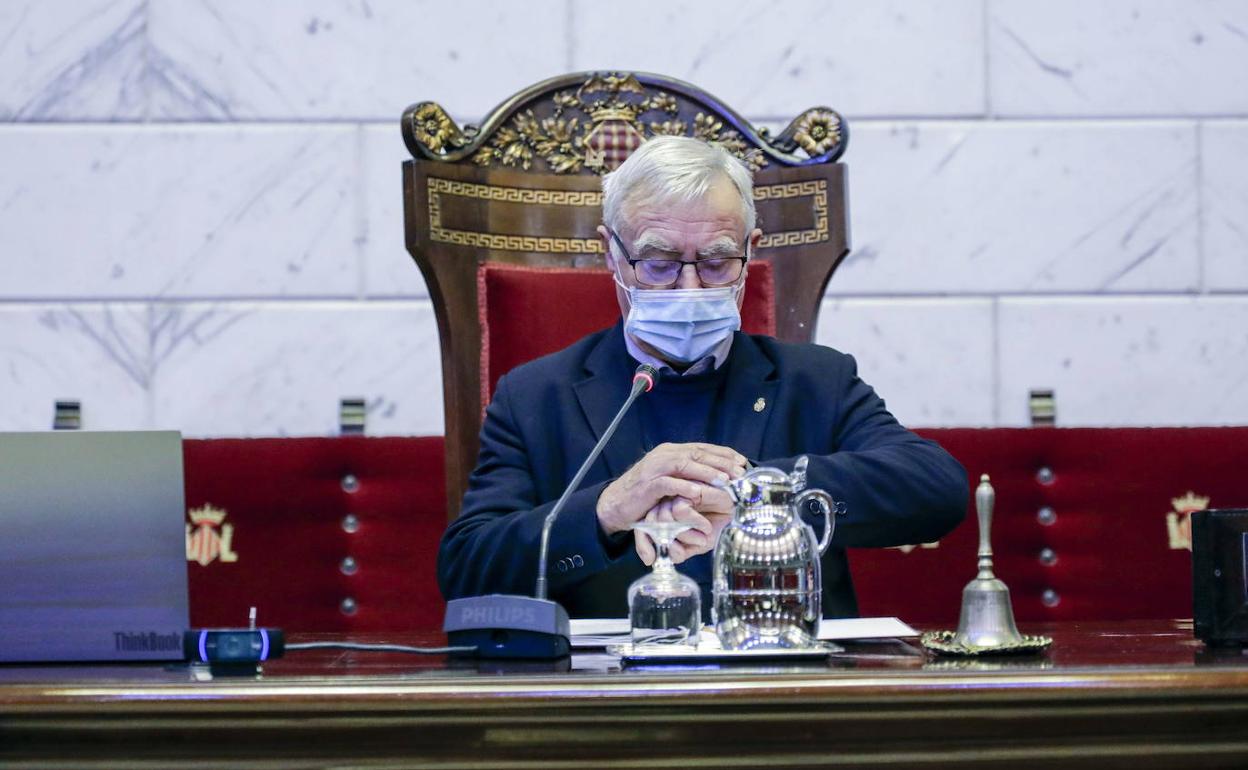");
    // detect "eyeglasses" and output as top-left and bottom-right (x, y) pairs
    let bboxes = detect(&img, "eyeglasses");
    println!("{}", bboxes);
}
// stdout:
(608, 228), (748, 289)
